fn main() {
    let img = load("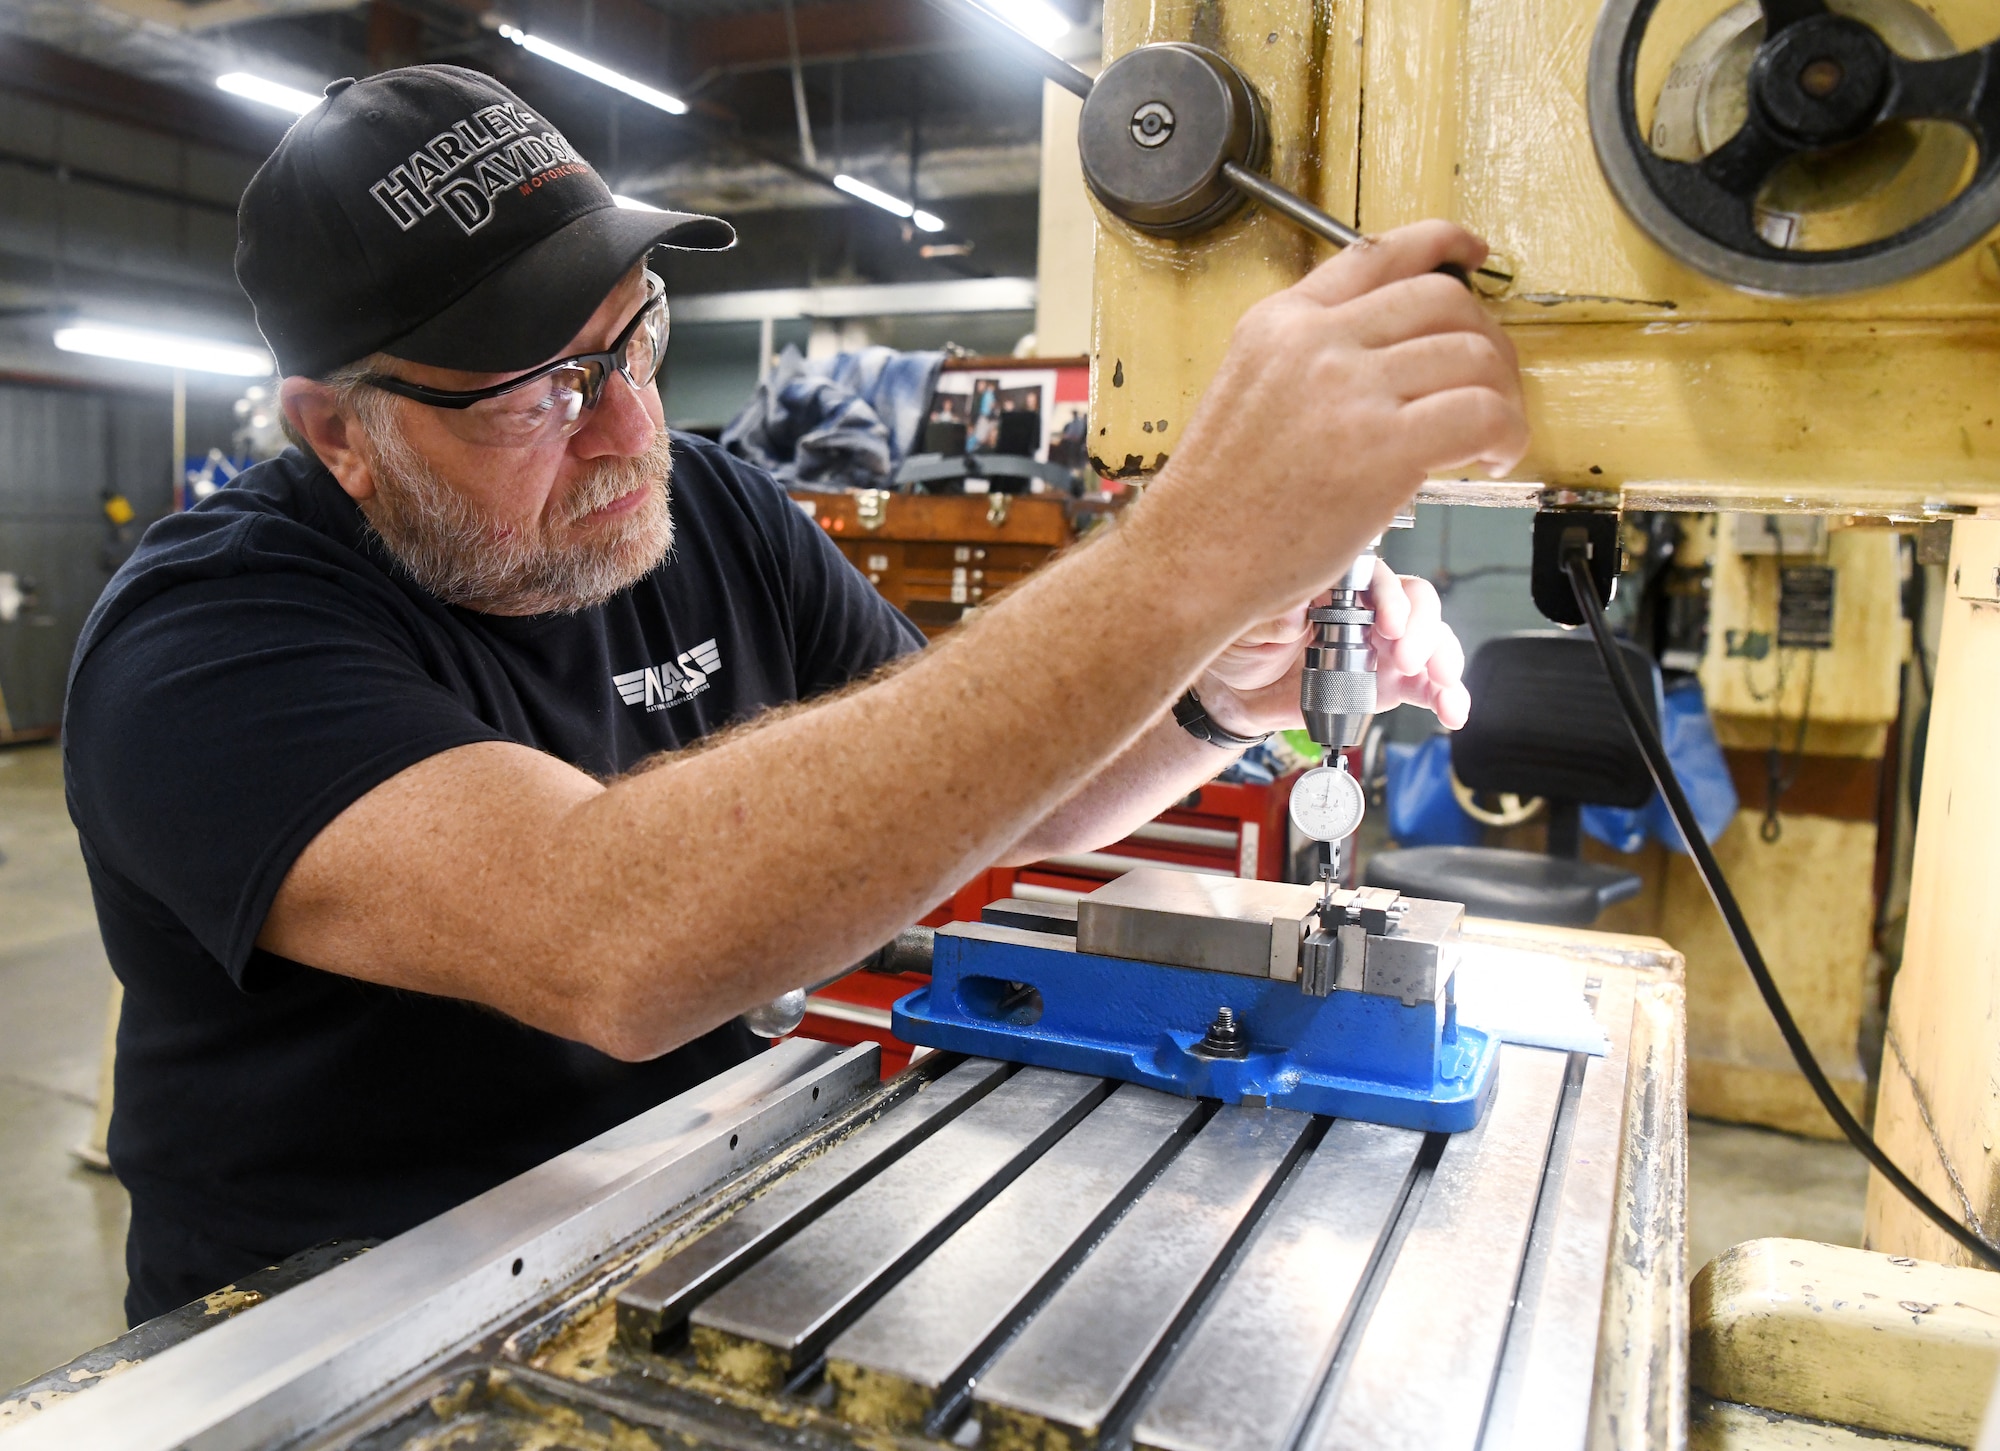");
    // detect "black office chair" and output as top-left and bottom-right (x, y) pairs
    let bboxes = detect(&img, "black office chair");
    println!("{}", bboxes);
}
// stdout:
(1363, 632), (1665, 927)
